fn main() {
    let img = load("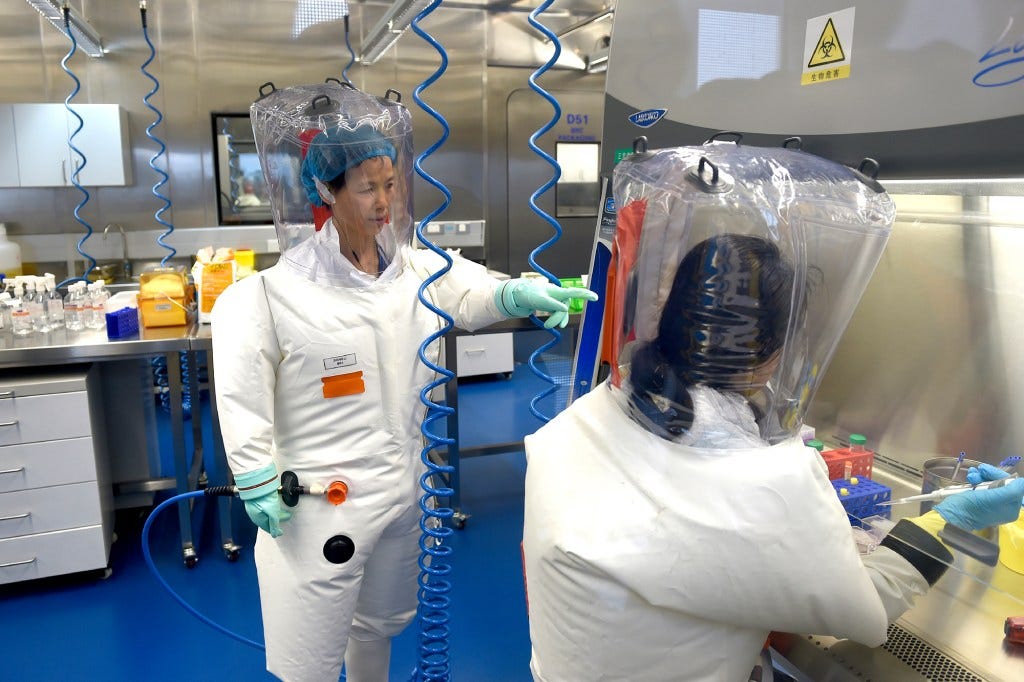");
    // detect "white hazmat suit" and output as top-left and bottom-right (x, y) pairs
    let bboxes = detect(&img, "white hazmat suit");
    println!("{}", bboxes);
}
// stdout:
(212, 83), (588, 682)
(522, 143), (956, 681)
